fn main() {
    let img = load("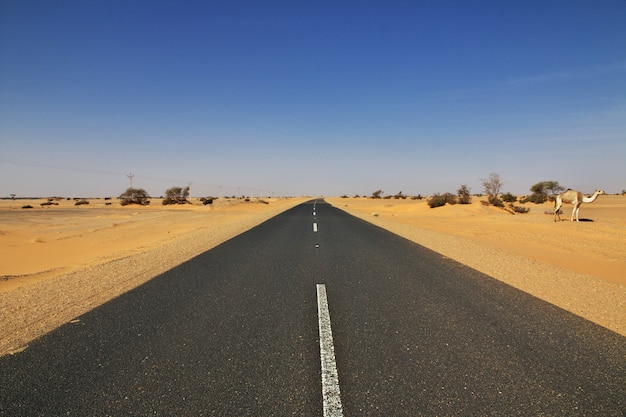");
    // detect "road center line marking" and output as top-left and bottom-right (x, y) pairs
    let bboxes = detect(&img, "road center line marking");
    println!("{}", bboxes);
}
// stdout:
(313, 222), (318, 232)
(316, 284), (344, 417)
